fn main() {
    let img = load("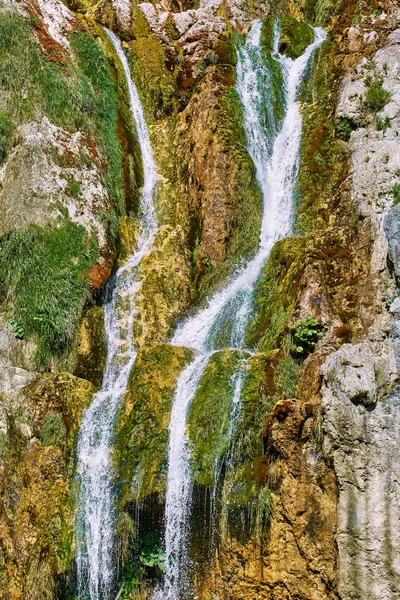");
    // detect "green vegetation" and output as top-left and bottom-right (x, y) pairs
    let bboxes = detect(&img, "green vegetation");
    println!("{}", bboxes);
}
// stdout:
(6, 318), (24, 339)
(336, 117), (354, 141)
(376, 115), (391, 132)
(40, 411), (67, 449)
(0, 221), (98, 366)
(364, 78), (391, 113)
(188, 350), (247, 486)
(0, 10), (125, 213)
(0, 113), (12, 163)
(70, 31), (125, 213)
(296, 37), (347, 232)
(114, 344), (194, 504)
(279, 17), (314, 59)
(290, 317), (326, 357)
(274, 356), (300, 398)
(246, 237), (306, 352)
(116, 526), (165, 597)
(392, 183), (400, 207)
